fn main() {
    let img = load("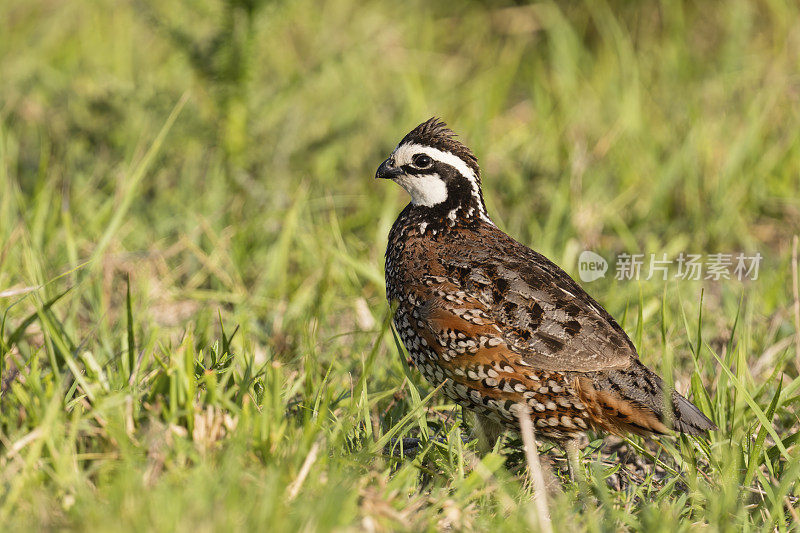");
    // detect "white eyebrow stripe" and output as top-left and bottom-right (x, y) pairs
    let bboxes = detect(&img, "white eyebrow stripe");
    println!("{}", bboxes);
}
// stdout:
(393, 143), (478, 182)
